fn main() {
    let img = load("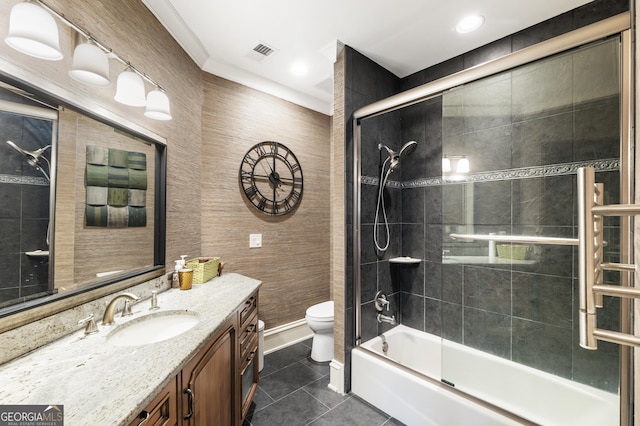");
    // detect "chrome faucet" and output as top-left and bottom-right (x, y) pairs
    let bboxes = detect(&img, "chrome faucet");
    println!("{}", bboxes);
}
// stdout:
(102, 293), (140, 325)
(377, 313), (396, 325)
